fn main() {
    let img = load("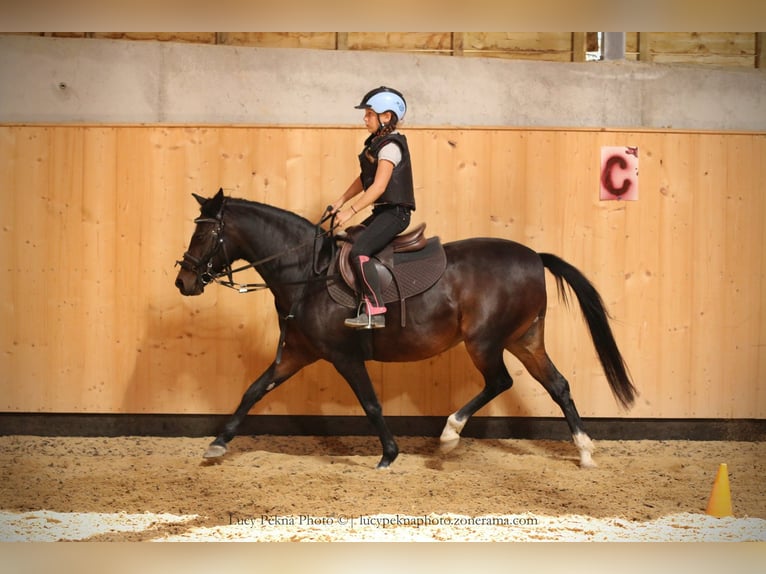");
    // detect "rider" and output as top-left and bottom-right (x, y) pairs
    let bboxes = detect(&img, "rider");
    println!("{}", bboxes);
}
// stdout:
(329, 86), (416, 329)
